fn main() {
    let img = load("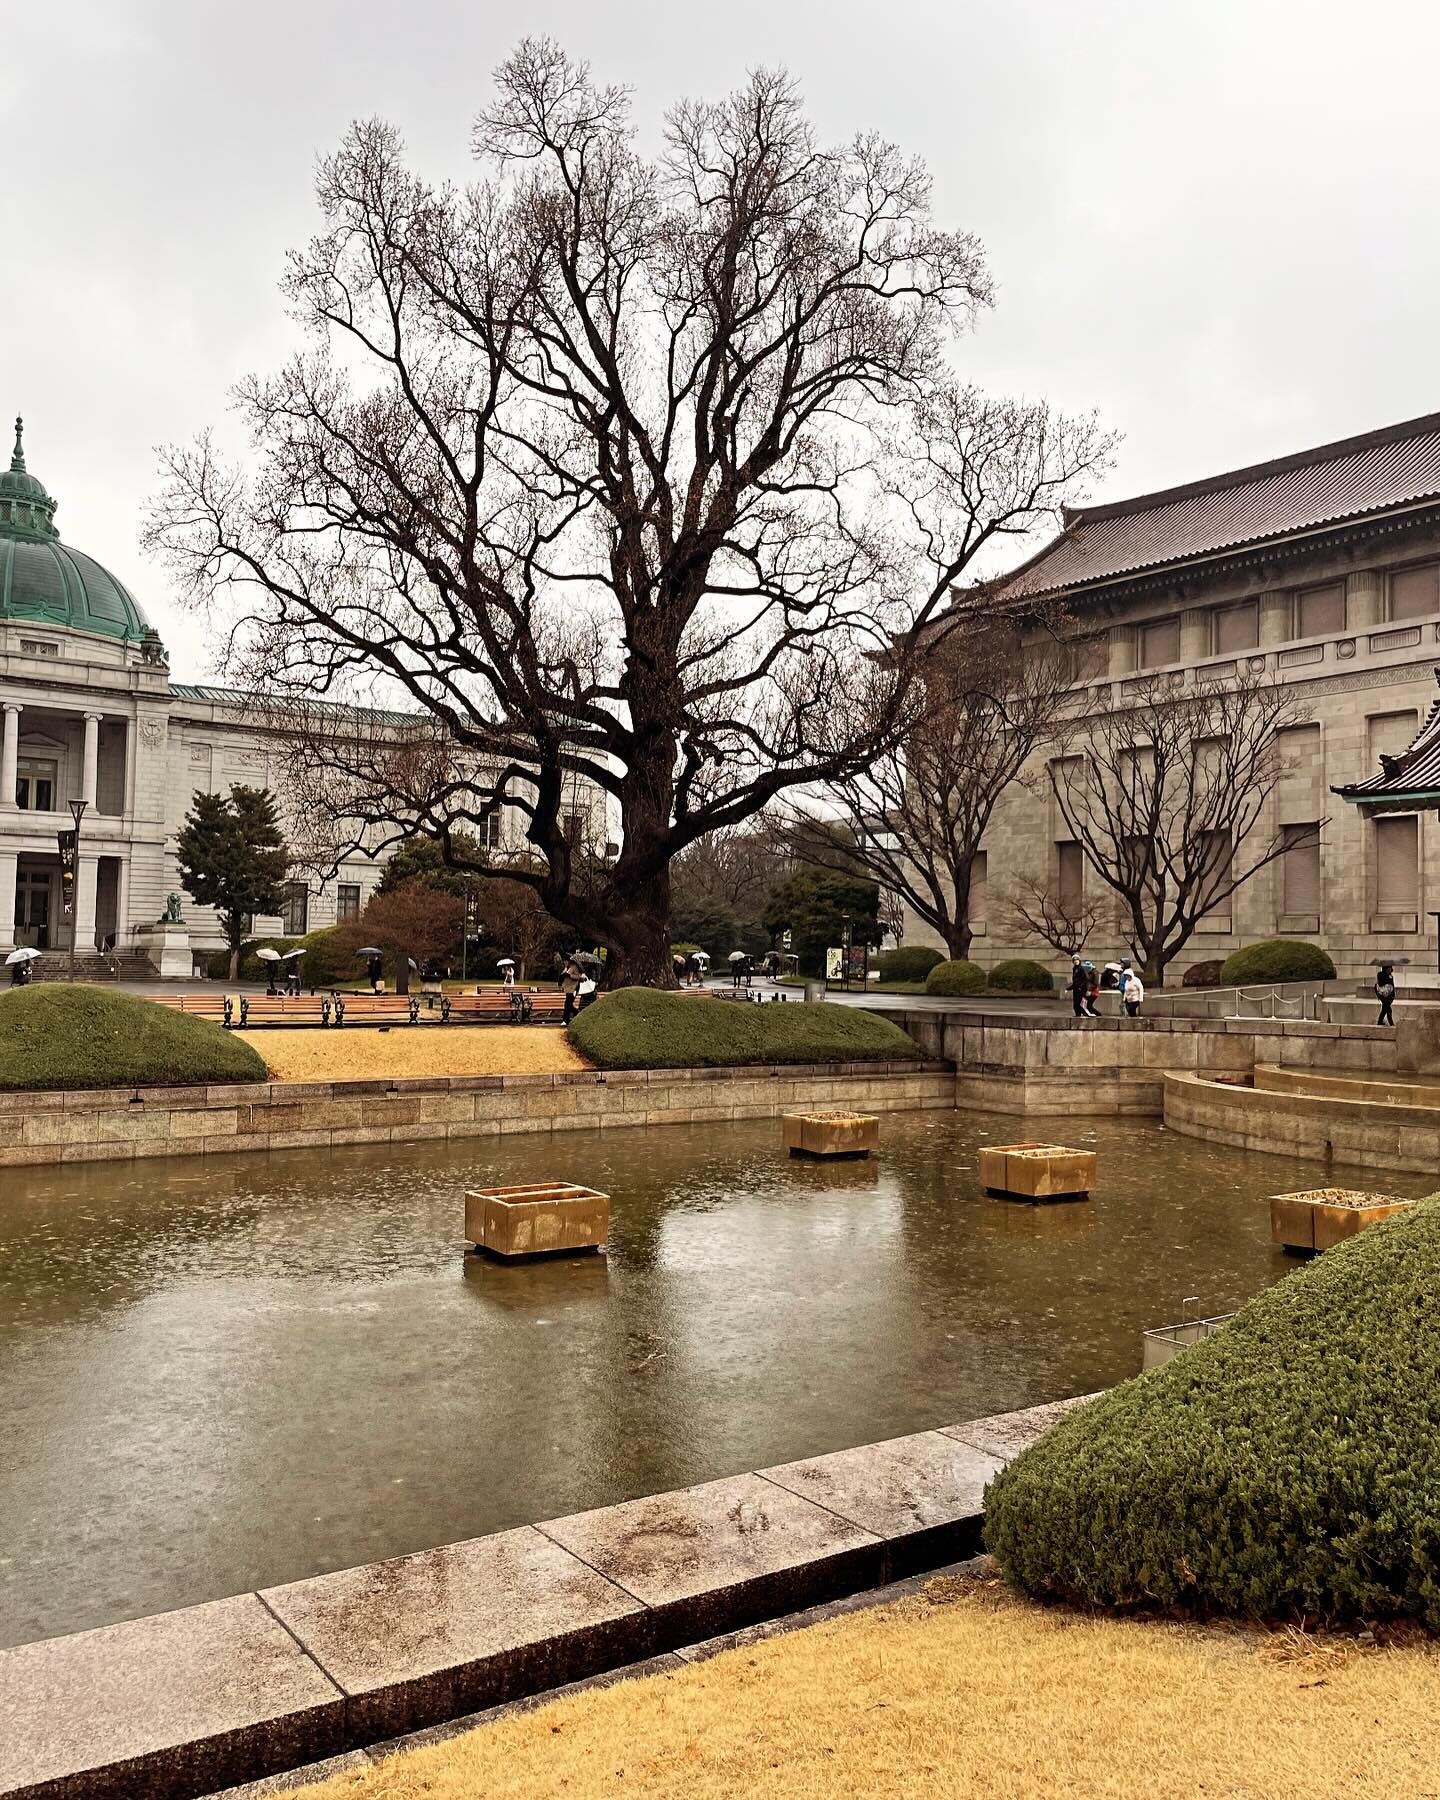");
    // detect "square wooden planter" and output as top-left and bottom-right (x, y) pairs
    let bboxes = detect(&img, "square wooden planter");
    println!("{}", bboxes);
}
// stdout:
(782, 1111), (880, 1158)
(465, 1182), (609, 1259)
(1269, 1187), (1409, 1254)
(978, 1143), (1096, 1200)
